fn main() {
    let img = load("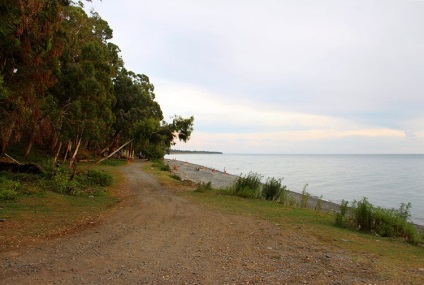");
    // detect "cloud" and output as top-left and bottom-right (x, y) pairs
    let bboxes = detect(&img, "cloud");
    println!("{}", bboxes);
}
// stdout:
(85, 0), (424, 153)
(155, 80), (407, 153)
